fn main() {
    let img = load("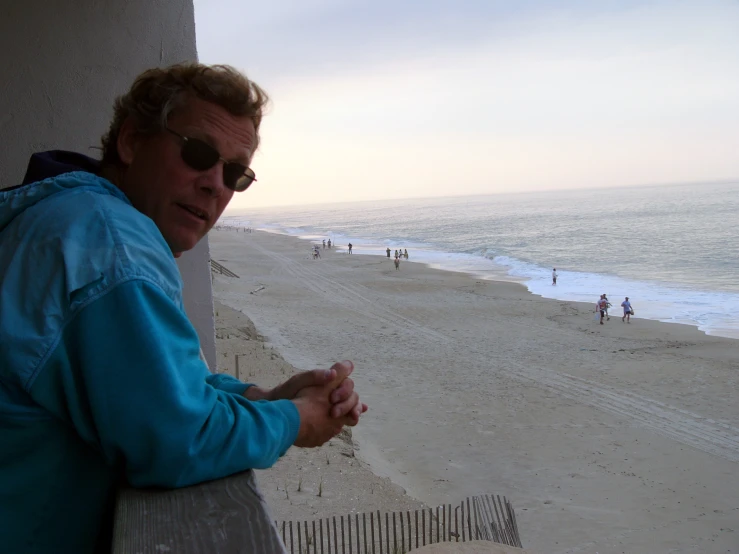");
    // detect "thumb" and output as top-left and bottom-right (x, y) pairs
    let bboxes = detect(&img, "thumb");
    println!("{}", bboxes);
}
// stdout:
(330, 360), (354, 383)
(287, 369), (336, 398)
